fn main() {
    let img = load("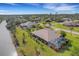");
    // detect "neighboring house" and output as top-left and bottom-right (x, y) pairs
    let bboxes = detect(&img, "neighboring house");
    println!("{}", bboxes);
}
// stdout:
(20, 21), (36, 28)
(63, 21), (79, 27)
(34, 17), (41, 23)
(45, 24), (51, 28)
(45, 23), (53, 28)
(32, 28), (67, 50)
(30, 17), (41, 22)
(58, 18), (72, 22)
(45, 18), (52, 22)
(45, 18), (54, 22)
(34, 17), (41, 21)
